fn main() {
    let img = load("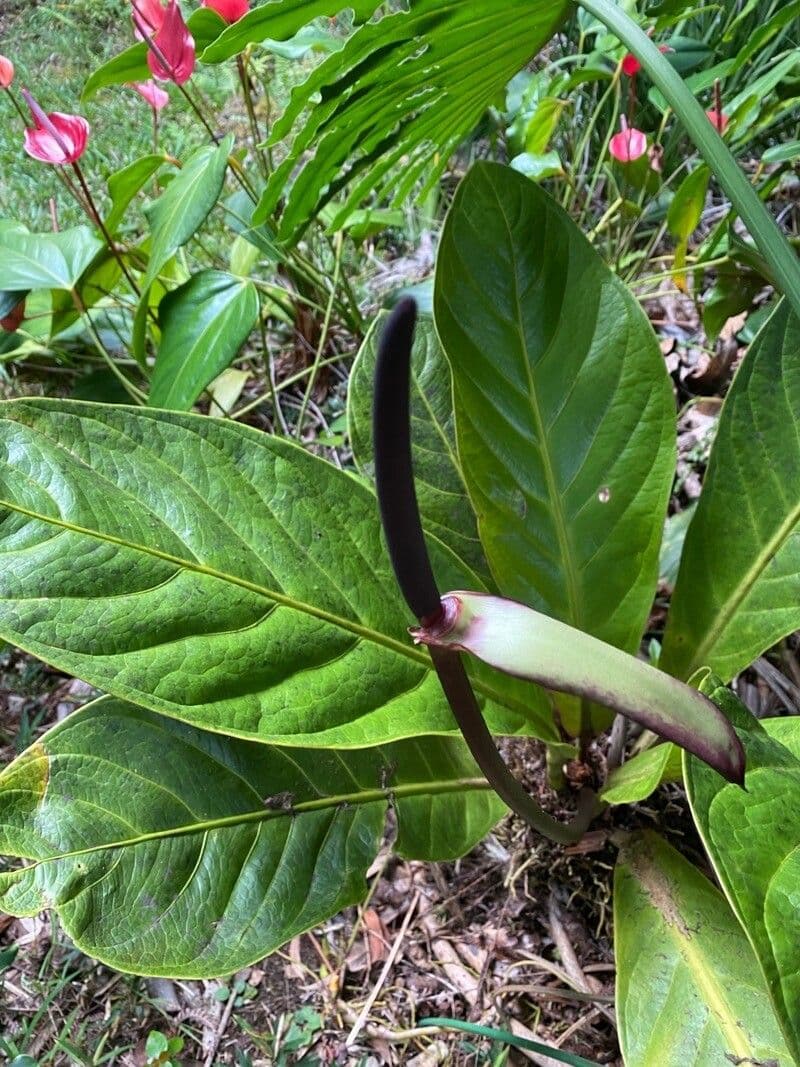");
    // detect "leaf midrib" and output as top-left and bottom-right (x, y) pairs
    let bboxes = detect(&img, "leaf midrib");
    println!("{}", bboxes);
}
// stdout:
(495, 189), (582, 627)
(6, 775), (490, 868)
(0, 497), (529, 715)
